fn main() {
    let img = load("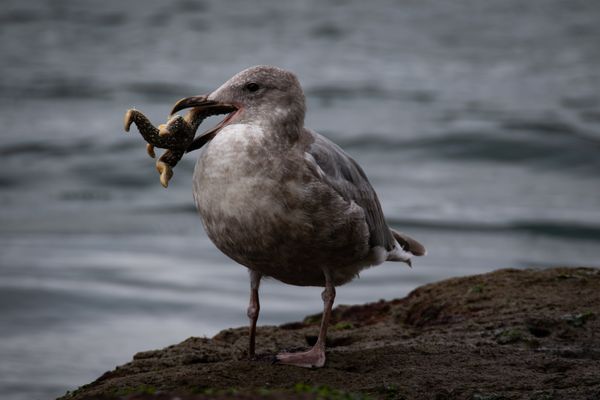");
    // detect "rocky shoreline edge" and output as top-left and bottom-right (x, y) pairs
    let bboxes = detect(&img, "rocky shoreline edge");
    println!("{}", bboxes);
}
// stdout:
(60, 267), (600, 400)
